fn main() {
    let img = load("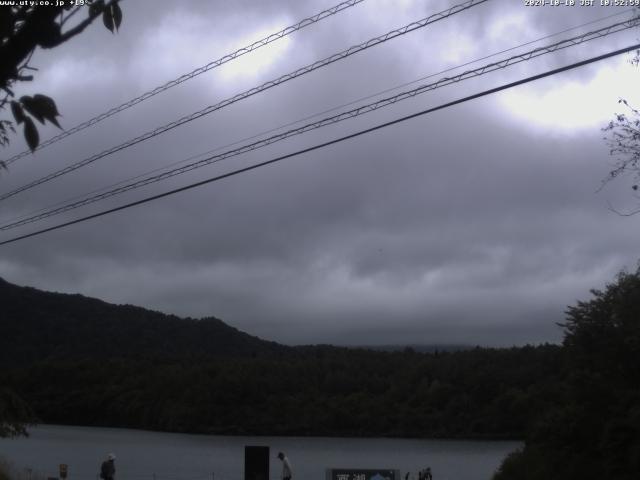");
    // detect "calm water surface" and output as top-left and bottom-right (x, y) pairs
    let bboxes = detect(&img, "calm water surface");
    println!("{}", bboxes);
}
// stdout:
(0, 425), (519, 480)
